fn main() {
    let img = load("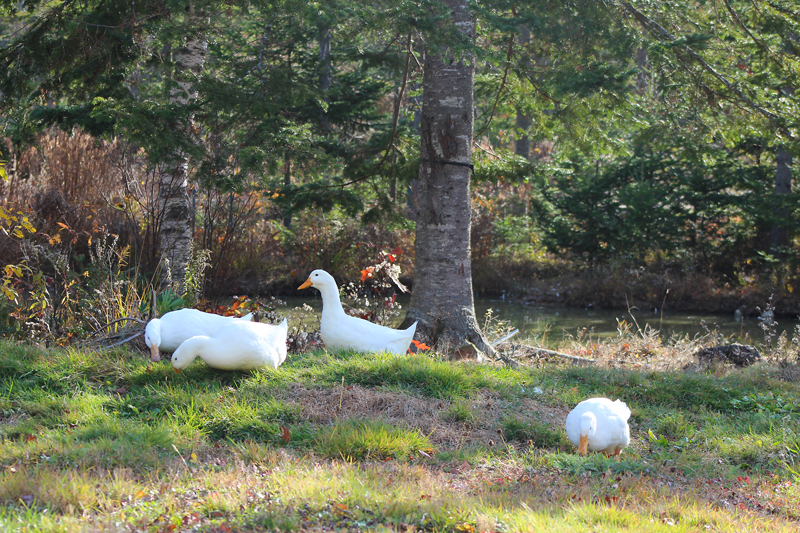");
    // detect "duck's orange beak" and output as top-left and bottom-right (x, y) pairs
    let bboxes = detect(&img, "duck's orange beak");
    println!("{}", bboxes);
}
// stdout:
(173, 367), (181, 374)
(578, 434), (589, 455)
(150, 344), (161, 362)
(298, 278), (313, 290)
